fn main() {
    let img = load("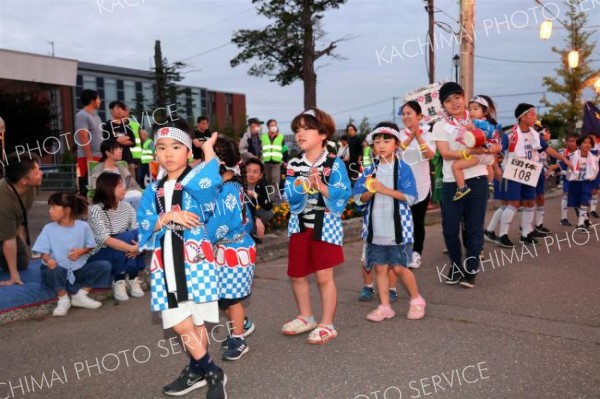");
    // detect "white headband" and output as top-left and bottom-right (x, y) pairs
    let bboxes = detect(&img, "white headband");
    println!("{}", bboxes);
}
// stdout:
(366, 126), (403, 144)
(469, 96), (489, 109)
(154, 127), (192, 152)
